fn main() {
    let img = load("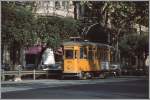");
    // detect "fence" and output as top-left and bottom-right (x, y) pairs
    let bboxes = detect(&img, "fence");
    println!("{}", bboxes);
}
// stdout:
(1, 70), (48, 81)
